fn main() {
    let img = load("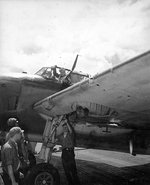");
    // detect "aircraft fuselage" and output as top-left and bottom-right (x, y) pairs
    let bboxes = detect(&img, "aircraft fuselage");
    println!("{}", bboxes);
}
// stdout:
(0, 73), (66, 134)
